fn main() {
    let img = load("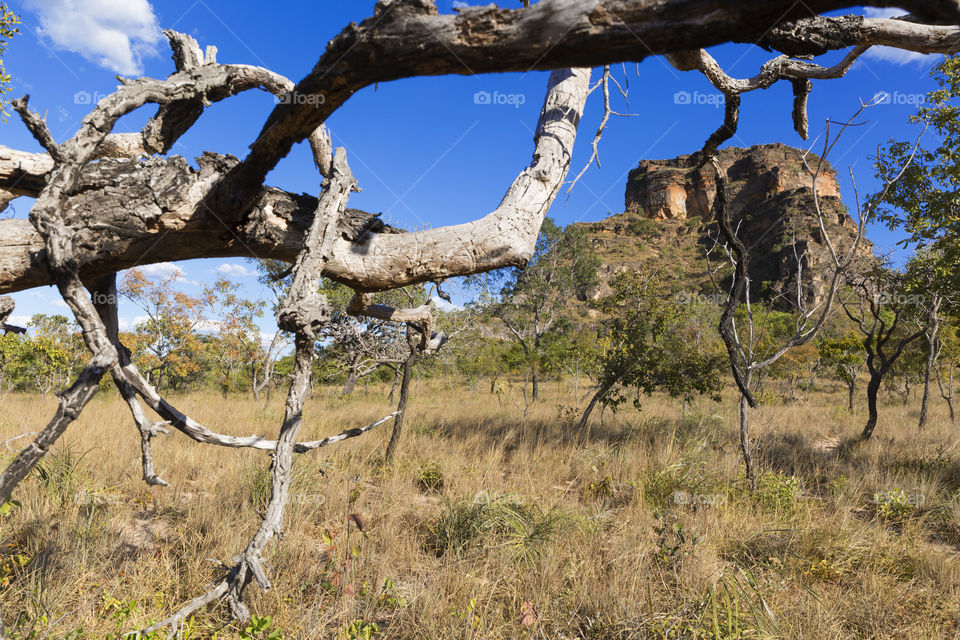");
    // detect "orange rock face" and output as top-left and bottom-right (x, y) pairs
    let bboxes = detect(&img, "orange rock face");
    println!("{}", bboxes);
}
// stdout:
(625, 143), (841, 220)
